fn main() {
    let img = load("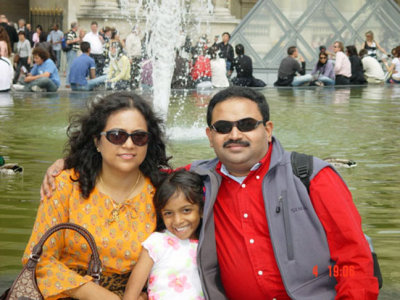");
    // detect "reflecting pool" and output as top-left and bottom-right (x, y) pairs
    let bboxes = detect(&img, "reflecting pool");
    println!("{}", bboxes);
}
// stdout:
(0, 86), (399, 298)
